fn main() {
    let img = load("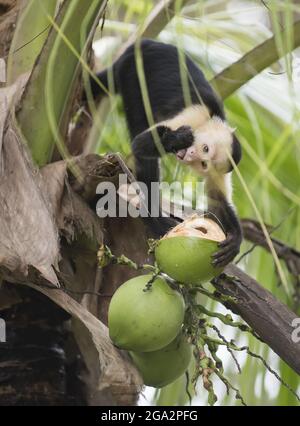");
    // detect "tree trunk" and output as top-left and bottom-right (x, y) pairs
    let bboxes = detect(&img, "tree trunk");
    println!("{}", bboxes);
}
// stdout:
(0, 285), (86, 406)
